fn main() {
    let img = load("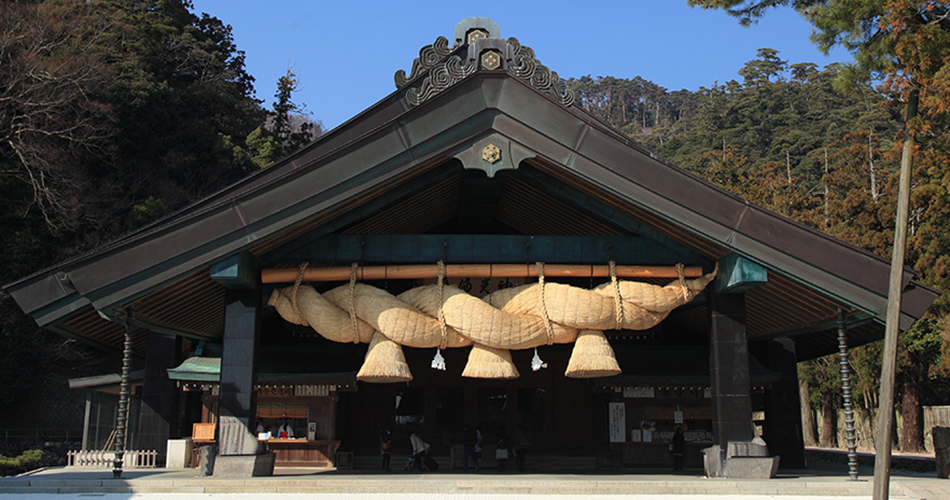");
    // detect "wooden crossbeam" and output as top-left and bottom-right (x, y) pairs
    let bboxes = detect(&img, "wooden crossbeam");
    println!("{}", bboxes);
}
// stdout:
(261, 264), (704, 284)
